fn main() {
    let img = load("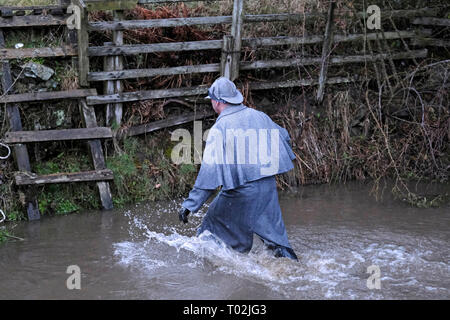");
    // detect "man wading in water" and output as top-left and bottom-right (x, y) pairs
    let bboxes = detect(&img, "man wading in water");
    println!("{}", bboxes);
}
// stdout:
(178, 77), (298, 261)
